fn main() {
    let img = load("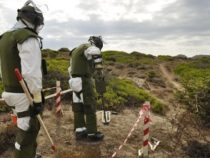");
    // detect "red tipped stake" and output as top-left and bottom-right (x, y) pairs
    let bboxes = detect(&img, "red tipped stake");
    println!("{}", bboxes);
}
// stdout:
(51, 144), (56, 151)
(14, 68), (23, 81)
